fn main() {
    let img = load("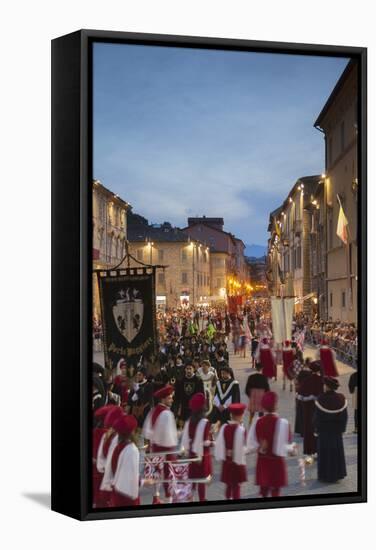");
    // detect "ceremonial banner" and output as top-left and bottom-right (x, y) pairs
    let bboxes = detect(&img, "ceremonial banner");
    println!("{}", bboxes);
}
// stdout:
(143, 454), (165, 481)
(167, 463), (193, 503)
(52, 28), (366, 521)
(283, 297), (295, 341)
(271, 297), (295, 343)
(97, 270), (157, 370)
(271, 297), (284, 344)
